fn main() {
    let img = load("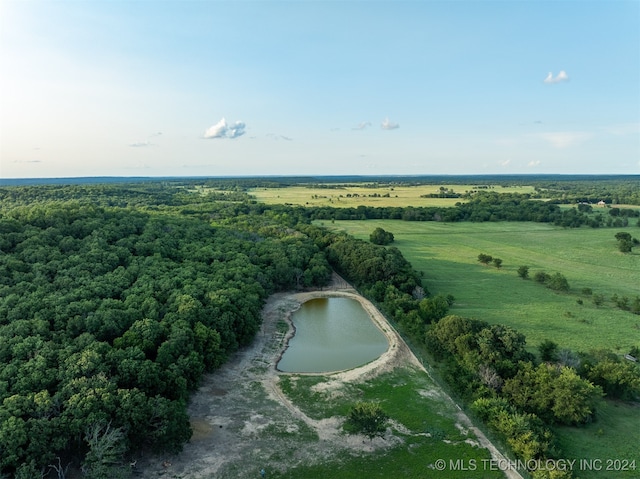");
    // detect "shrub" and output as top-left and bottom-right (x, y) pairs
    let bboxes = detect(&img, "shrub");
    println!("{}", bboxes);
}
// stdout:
(478, 253), (493, 265)
(369, 227), (394, 245)
(517, 265), (529, 279)
(592, 293), (605, 306)
(345, 402), (389, 440)
(547, 272), (569, 292)
(539, 340), (559, 362)
(534, 271), (550, 283)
